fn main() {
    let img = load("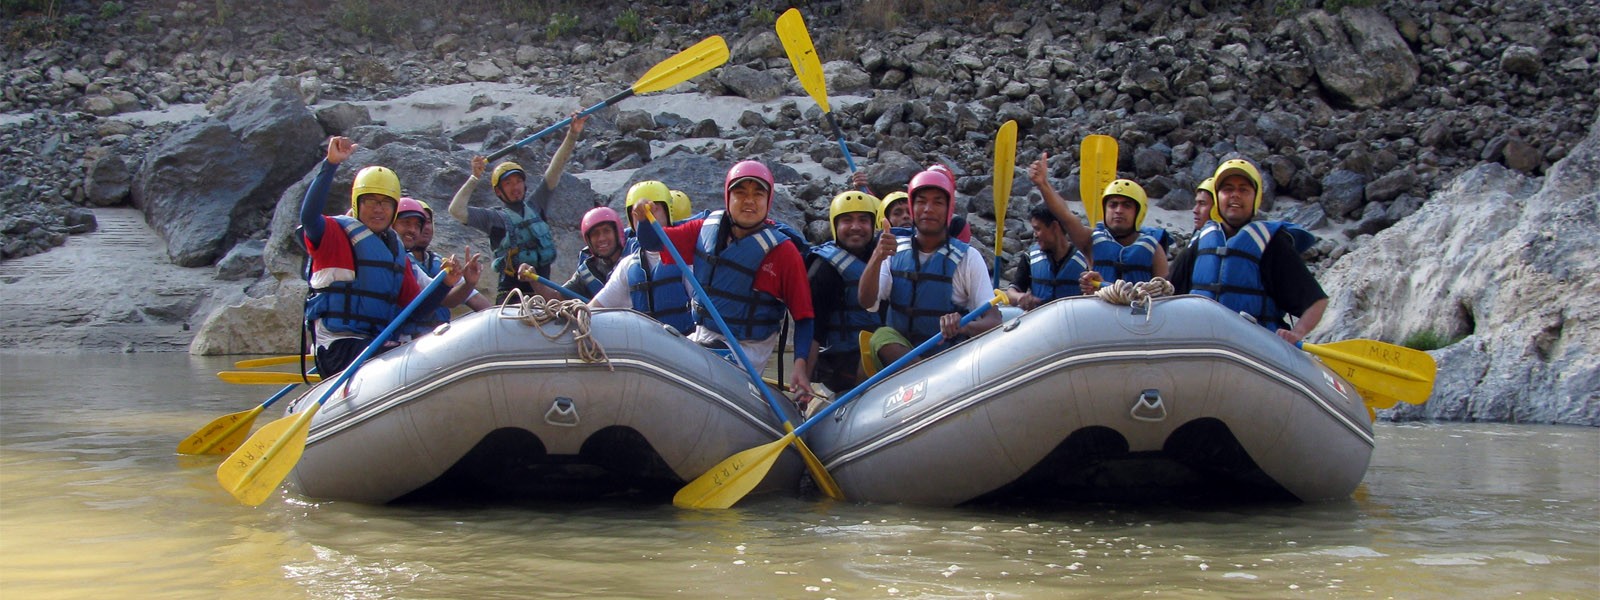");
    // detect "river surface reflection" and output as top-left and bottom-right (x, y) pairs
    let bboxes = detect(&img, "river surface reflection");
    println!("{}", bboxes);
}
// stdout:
(1, 353), (1594, 598)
